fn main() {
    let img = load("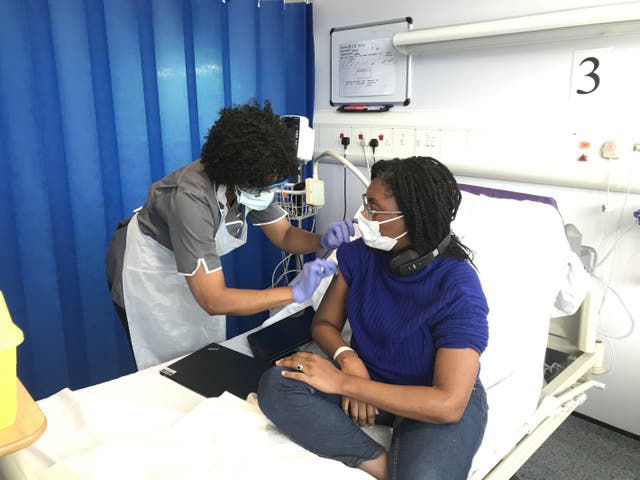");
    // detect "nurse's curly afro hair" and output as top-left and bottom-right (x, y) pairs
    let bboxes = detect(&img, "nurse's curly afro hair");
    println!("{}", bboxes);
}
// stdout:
(201, 99), (299, 188)
(371, 157), (474, 263)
